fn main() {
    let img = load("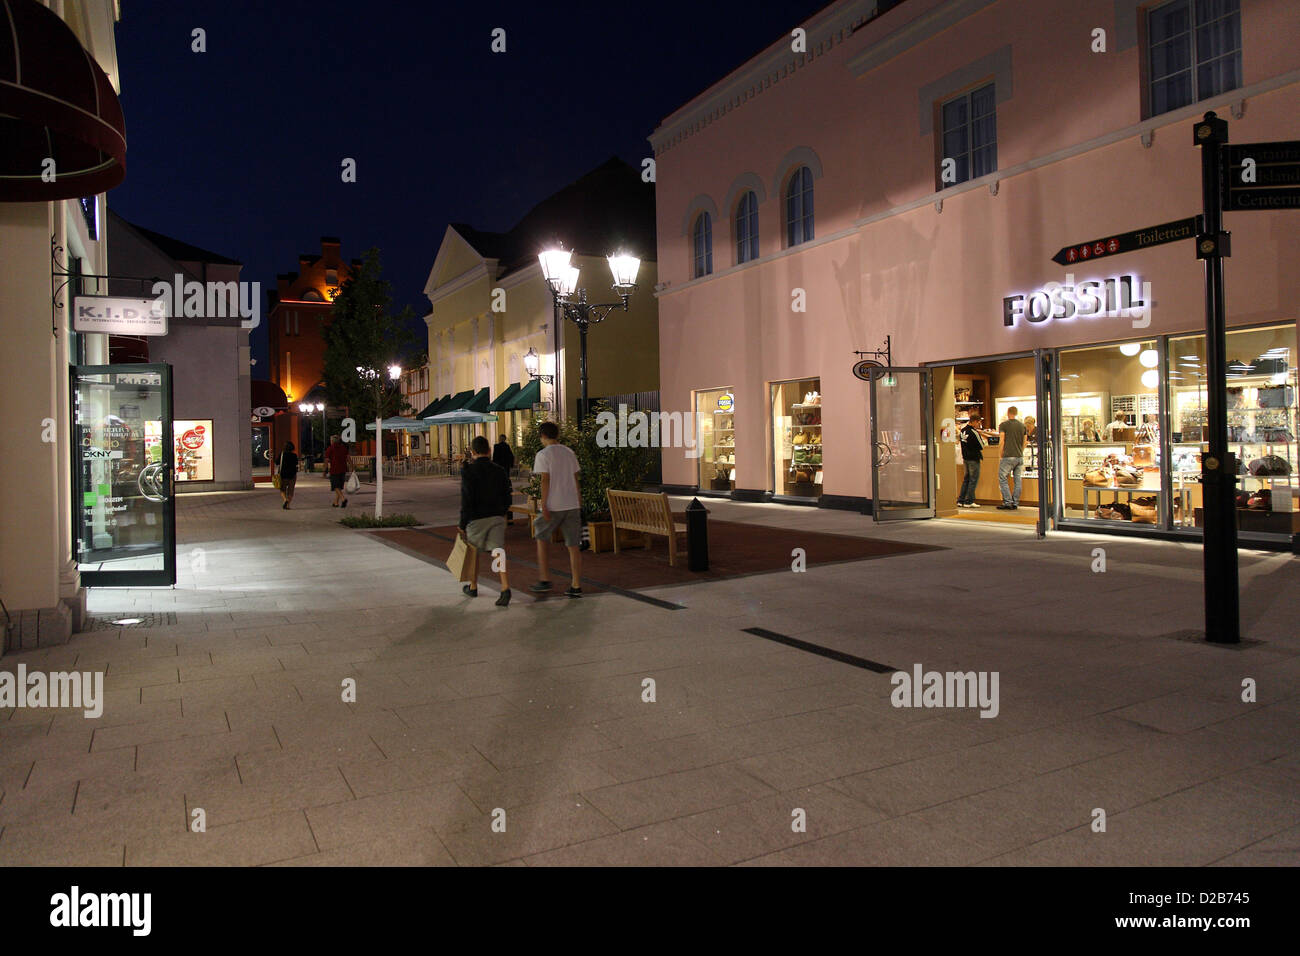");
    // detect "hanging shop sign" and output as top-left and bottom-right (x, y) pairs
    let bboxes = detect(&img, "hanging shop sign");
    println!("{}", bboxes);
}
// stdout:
(1050, 217), (1199, 265)
(72, 295), (168, 336)
(852, 359), (883, 381)
(173, 420), (214, 482)
(1221, 141), (1300, 211)
(717, 393), (734, 412)
(252, 406), (277, 419)
(1003, 275), (1144, 328)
